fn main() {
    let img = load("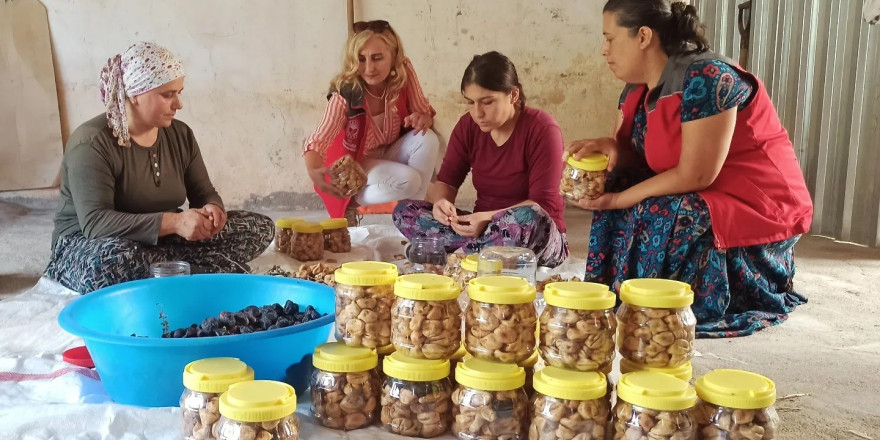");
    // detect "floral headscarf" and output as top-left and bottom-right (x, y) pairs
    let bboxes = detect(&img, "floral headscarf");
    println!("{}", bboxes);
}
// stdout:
(99, 42), (185, 146)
